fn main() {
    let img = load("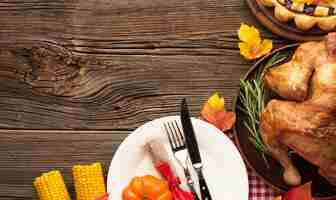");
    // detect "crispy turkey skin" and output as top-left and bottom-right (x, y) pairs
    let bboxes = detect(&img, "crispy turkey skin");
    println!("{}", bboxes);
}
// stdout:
(260, 33), (336, 186)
